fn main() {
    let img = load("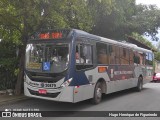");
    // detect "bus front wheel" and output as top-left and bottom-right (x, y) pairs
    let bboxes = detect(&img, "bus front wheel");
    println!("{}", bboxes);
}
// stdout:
(91, 82), (102, 104)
